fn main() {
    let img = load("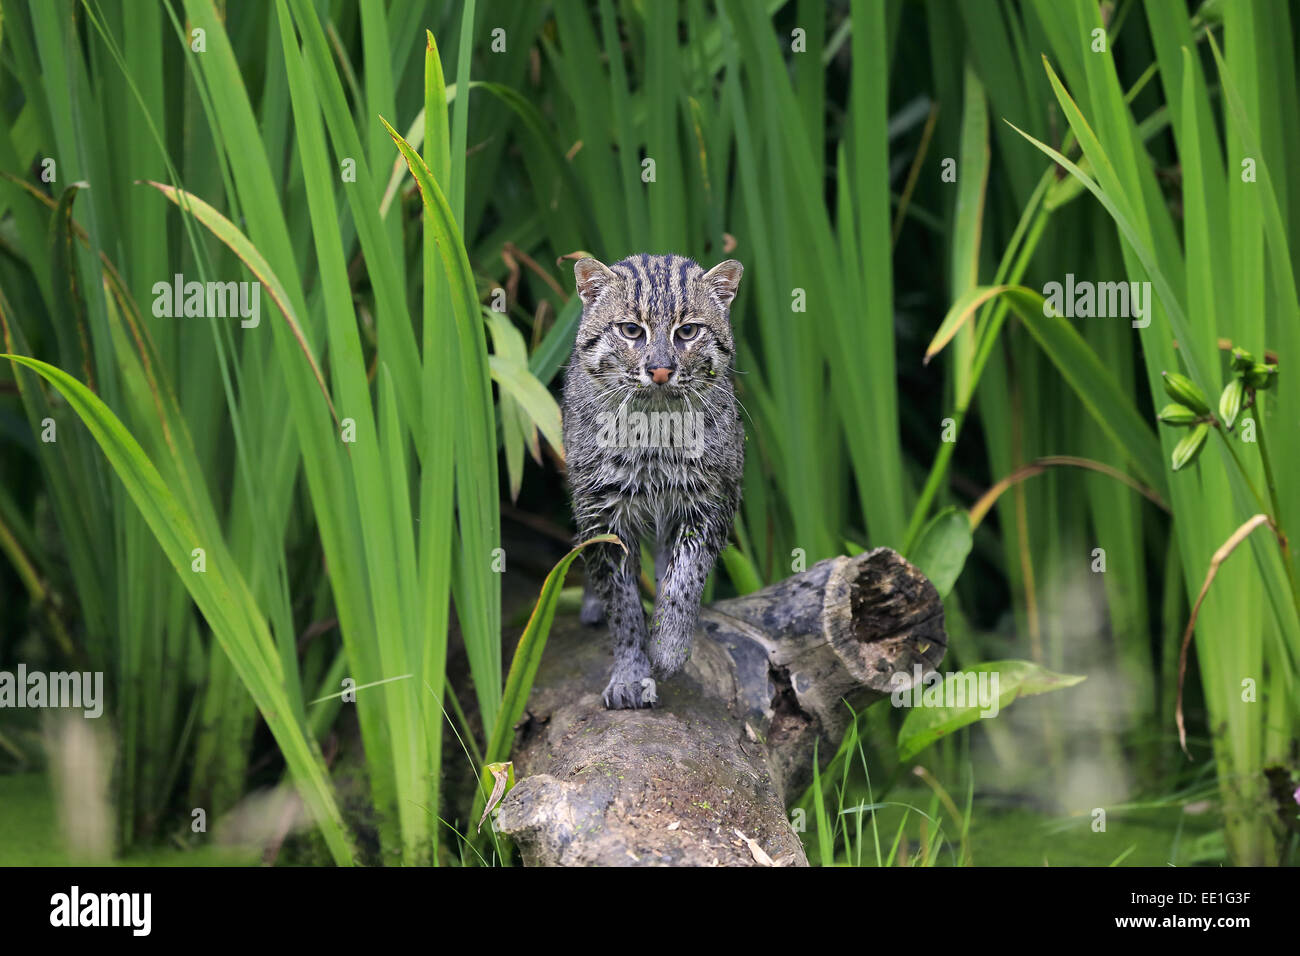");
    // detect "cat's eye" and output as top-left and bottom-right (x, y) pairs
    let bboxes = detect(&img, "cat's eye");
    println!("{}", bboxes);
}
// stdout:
(675, 323), (699, 341)
(619, 322), (644, 339)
